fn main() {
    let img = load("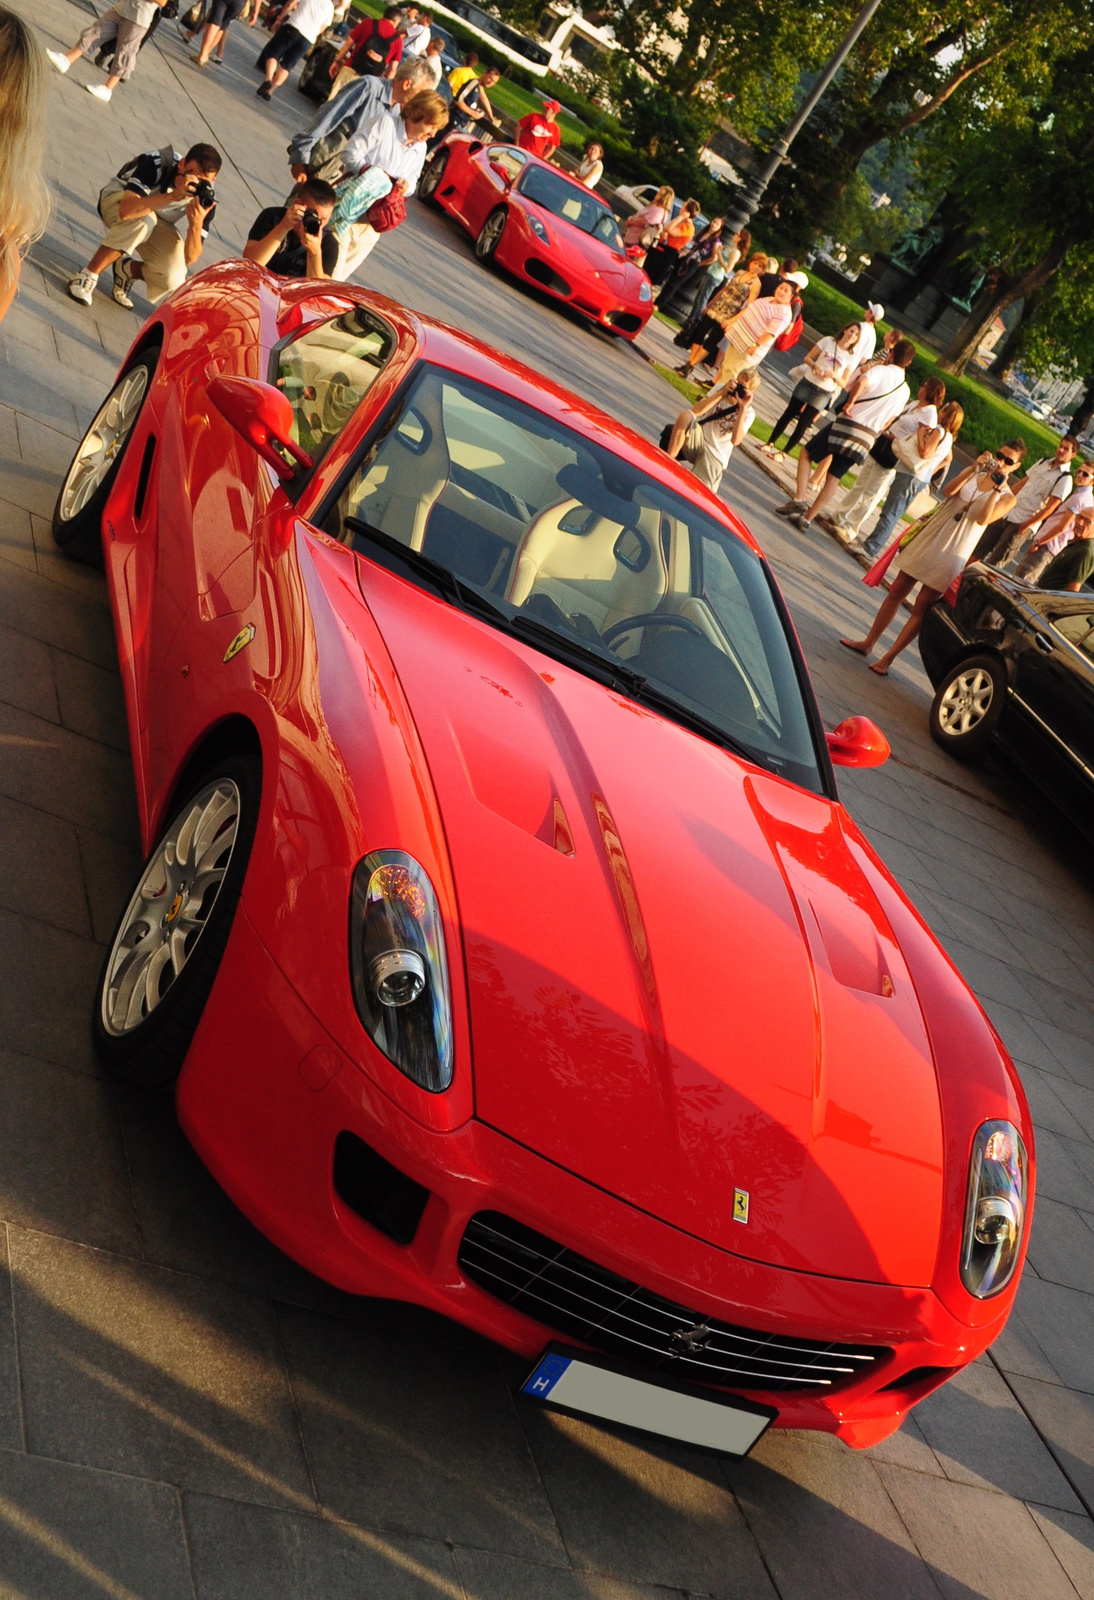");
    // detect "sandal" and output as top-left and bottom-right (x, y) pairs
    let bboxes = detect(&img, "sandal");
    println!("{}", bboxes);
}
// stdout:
(839, 638), (870, 656)
(868, 662), (890, 676)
